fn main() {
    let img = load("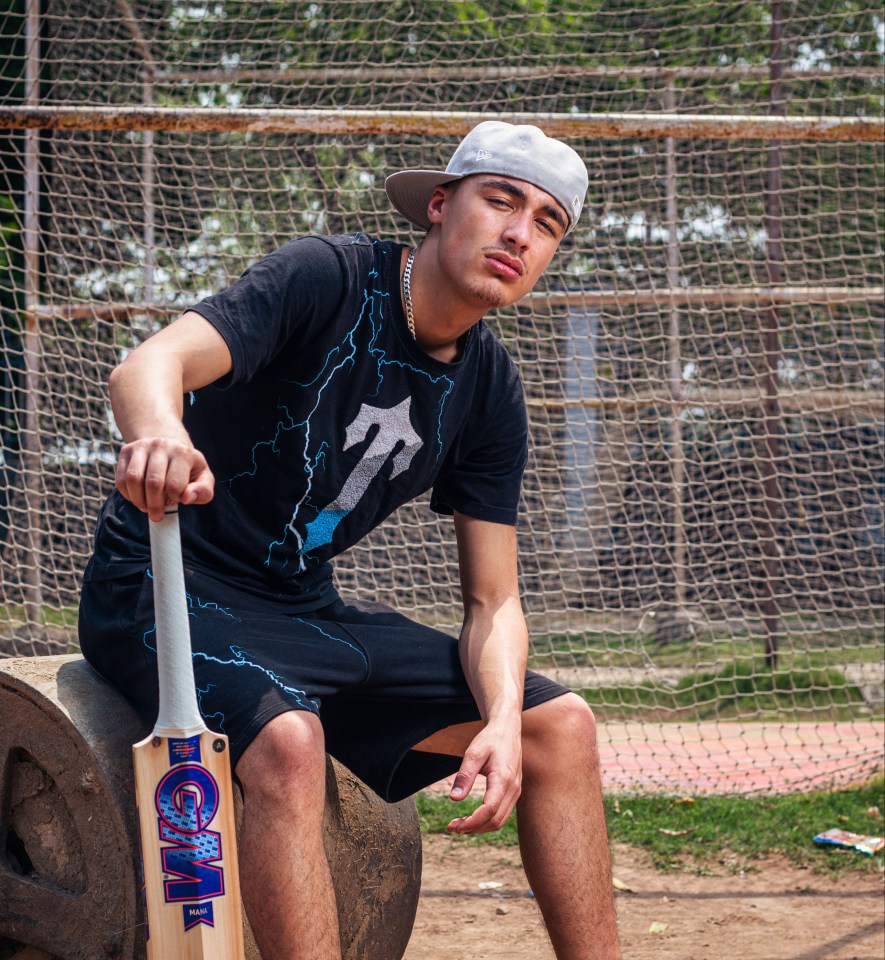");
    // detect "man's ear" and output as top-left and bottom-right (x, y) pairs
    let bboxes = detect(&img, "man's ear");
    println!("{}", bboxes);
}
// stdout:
(426, 185), (450, 226)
